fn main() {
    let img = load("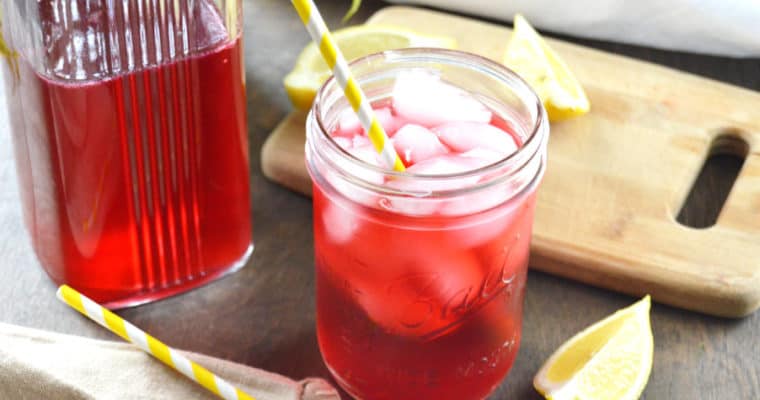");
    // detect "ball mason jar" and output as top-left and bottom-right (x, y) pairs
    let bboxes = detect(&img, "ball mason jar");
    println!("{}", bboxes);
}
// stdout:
(306, 48), (549, 399)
